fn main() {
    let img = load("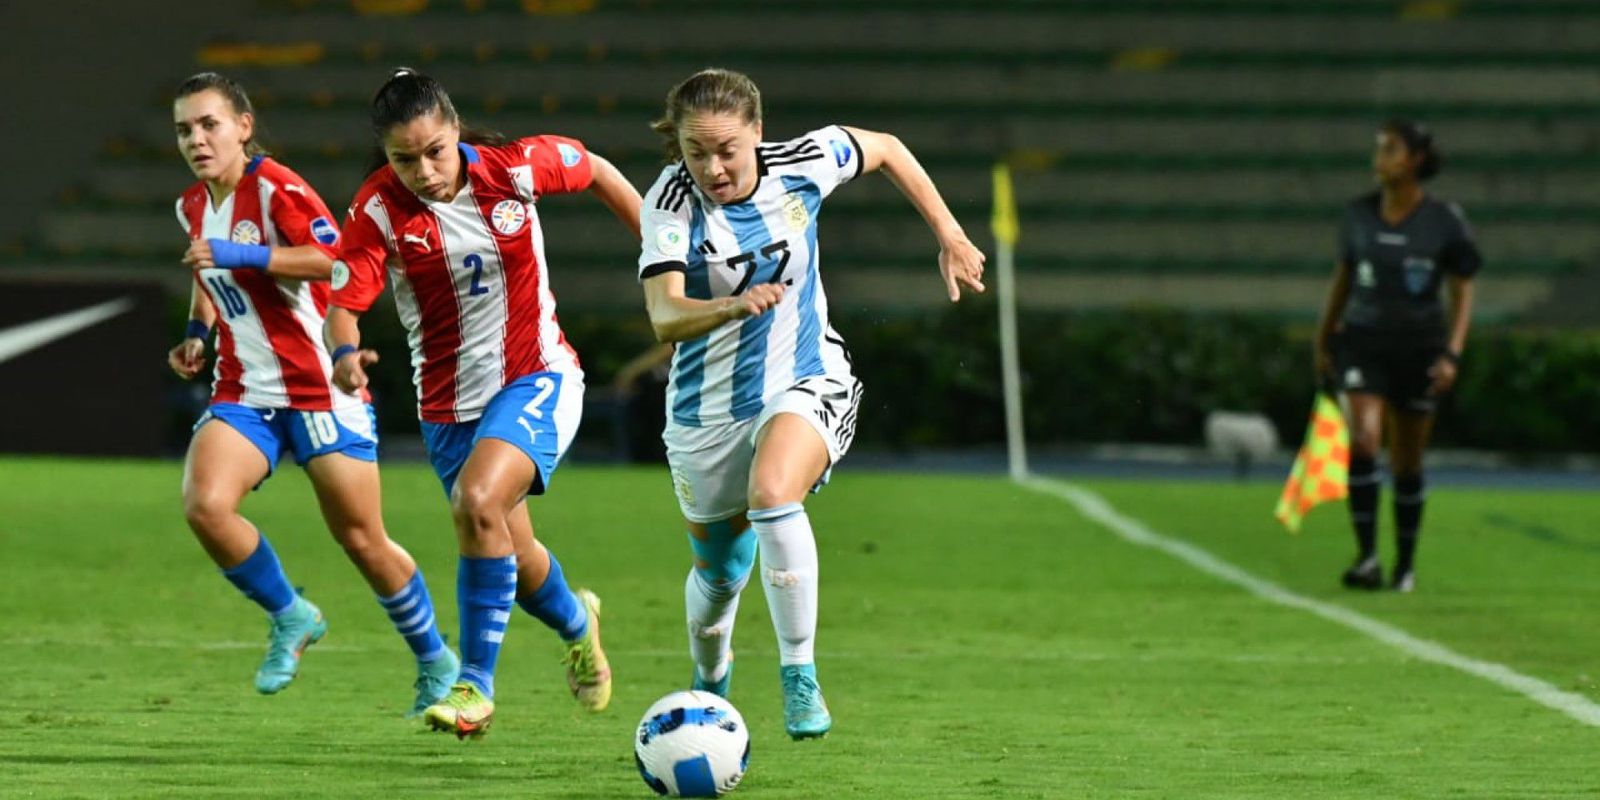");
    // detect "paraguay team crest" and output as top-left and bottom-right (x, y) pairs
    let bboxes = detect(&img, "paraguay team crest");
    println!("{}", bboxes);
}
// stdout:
(230, 219), (262, 245)
(782, 193), (809, 231)
(491, 199), (528, 235)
